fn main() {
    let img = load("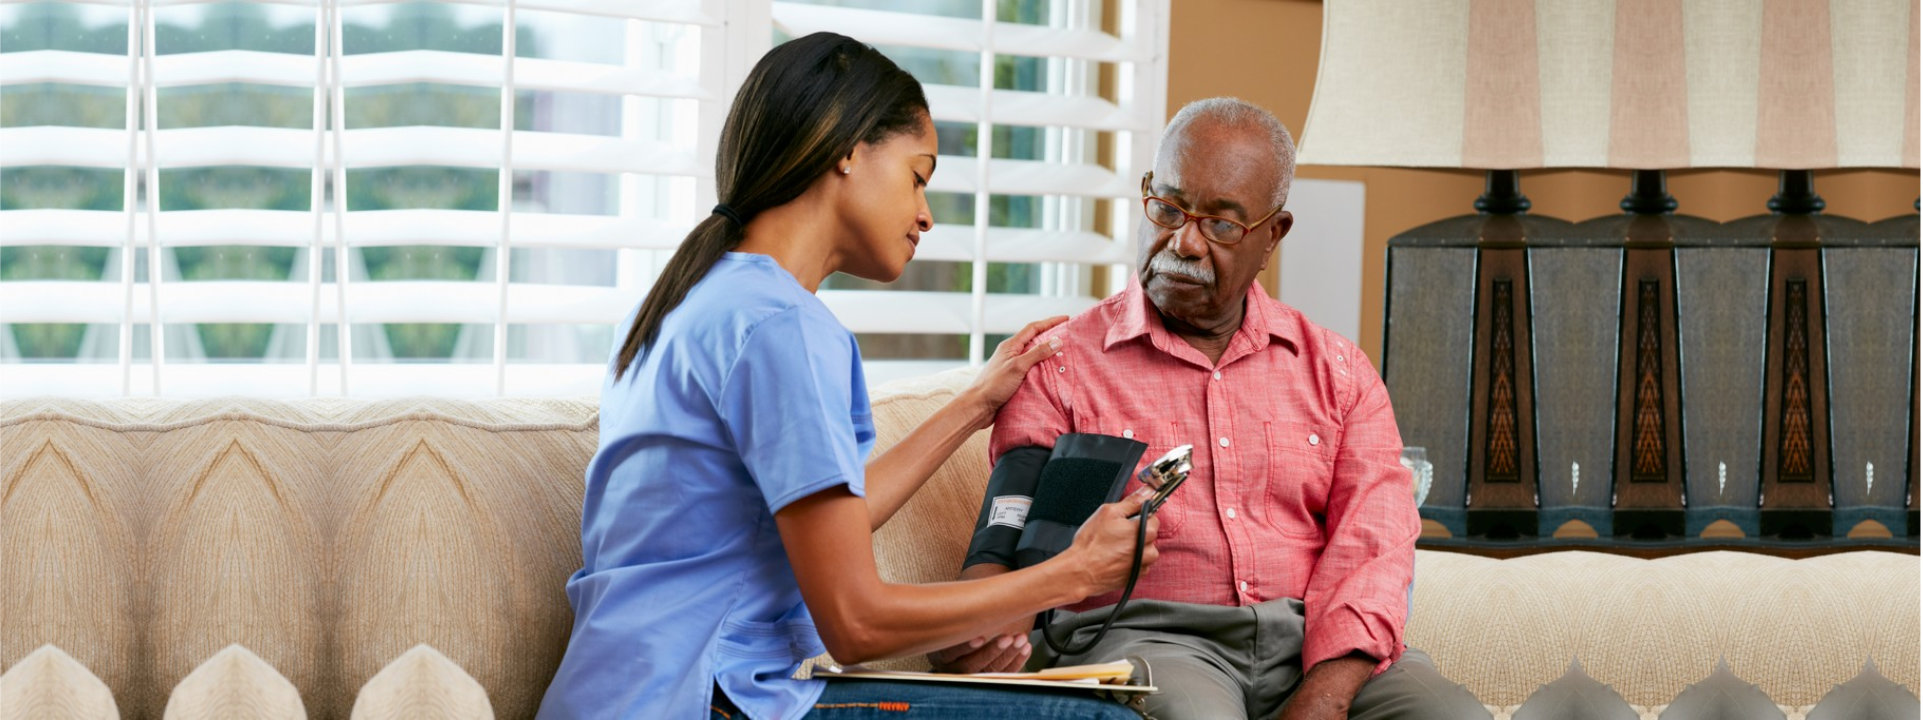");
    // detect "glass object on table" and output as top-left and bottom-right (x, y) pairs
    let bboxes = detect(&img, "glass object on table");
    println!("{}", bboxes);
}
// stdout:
(1400, 447), (1434, 507)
